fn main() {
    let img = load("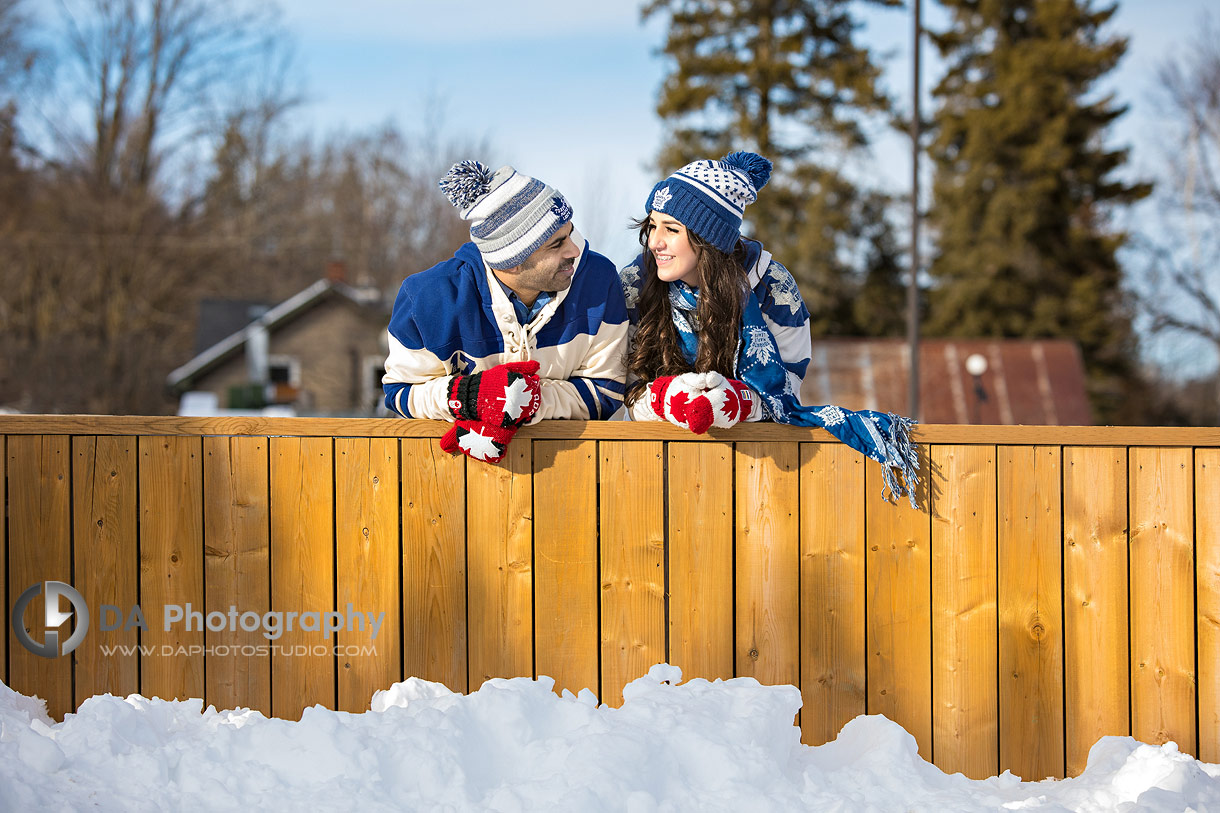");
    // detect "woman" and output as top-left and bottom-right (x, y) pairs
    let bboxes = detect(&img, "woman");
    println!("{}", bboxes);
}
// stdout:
(619, 151), (919, 505)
